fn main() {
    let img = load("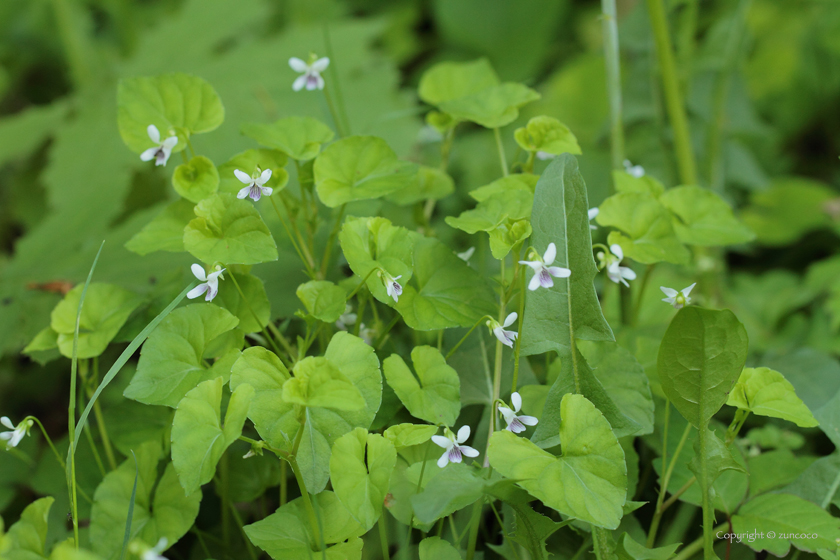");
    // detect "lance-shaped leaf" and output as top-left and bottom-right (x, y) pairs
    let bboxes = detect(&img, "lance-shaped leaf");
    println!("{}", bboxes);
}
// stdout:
(2, 496), (53, 558)
(296, 280), (347, 323)
(230, 347), (297, 452)
(488, 394), (627, 529)
(726, 367), (818, 428)
(241, 116), (334, 161)
(184, 193), (278, 265)
(124, 304), (240, 407)
(659, 185), (755, 246)
(419, 537), (461, 560)
(90, 443), (201, 560)
(514, 116), (581, 156)
(217, 149), (289, 195)
(118, 73), (224, 154)
(396, 234), (497, 330)
(295, 332), (382, 494)
(383, 346), (461, 426)
(50, 283), (142, 359)
(126, 199), (195, 255)
(597, 192), (690, 265)
(171, 377), (254, 495)
(731, 493), (840, 556)
(314, 136), (418, 207)
(521, 154), (613, 357)
(383, 423), (438, 451)
(329, 428), (397, 530)
(658, 307), (749, 427)
(173, 156), (219, 203)
(339, 216), (414, 306)
(283, 356), (366, 411)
